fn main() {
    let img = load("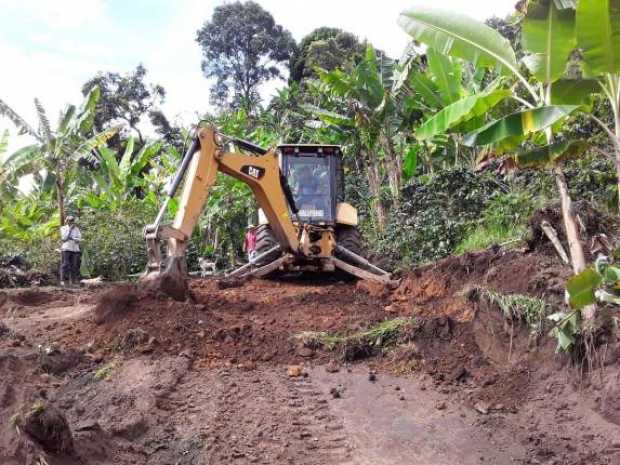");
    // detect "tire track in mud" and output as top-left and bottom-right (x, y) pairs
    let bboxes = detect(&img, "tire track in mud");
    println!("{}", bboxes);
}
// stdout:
(165, 367), (353, 465)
